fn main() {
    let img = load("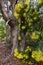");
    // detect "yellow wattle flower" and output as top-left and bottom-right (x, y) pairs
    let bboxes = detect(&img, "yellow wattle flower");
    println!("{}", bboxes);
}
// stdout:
(14, 12), (19, 19)
(38, 0), (43, 4)
(24, 54), (29, 59)
(18, 18), (21, 23)
(34, 17), (37, 20)
(28, 22), (32, 26)
(25, 0), (29, 4)
(28, 61), (33, 65)
(18, 36), (22, 40)
(40, 57), (43, 61)
(25, 56), (28, 59)
(25, 46), (31, 52)
(21, 26), (26, 30)
(23, 13), (26, 17)
(14, 52), (18, 57)
(25, 5), (30, 12)
(32, 50), (43, 62)
(15, 3), (23, 12)
(15, 4), (20, 12)
(31, 32), (39, 40)
(17, 54), (23, 59)
(14, 48), (19, 57)
(14, 48), (18, 53)
(18, 3), (23, 9)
